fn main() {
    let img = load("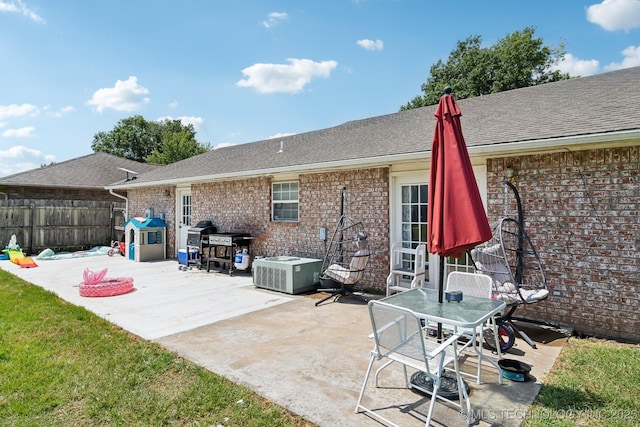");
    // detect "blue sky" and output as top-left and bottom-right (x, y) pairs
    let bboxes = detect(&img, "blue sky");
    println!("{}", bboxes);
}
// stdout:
(1, 0), (639, 177)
